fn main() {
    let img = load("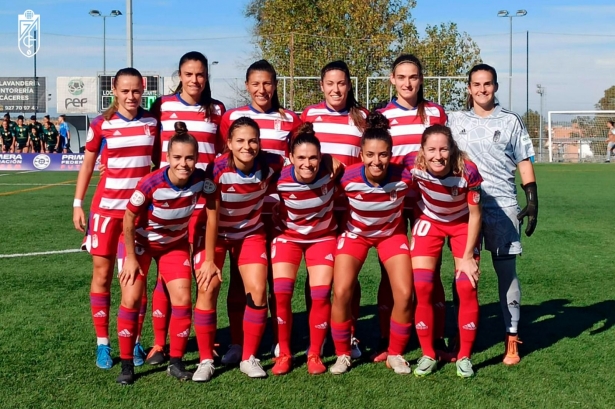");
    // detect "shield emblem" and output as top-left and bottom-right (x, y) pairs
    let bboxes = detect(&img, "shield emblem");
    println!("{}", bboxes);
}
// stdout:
(322, 185), (328, 196)
(18, 10), (40, 58)
(390, 190), (397, 201)
(451, 186), (458, 196)
(144, 125), (151, 136)
(493, 130), (501, 143)
(348, 116), (354, 126)
(274, 118), (282, 131)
